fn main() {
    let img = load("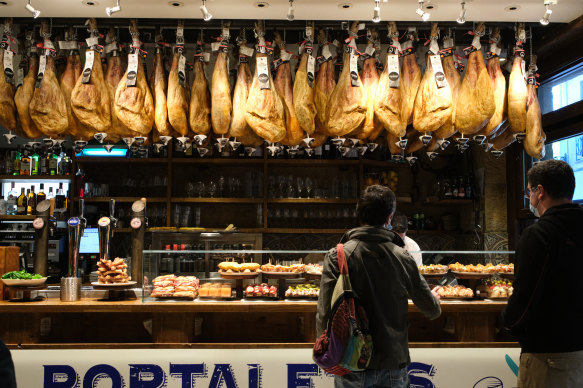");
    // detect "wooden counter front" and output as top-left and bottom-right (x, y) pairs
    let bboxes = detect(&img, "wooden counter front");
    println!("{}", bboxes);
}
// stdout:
(0, 299), (514, 348)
